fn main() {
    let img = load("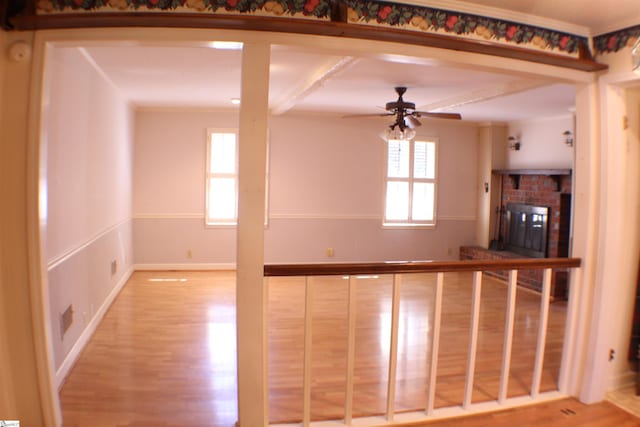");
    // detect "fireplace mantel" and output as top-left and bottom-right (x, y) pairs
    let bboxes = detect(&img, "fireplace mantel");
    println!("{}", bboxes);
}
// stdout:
(492, 168), (572, 190)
